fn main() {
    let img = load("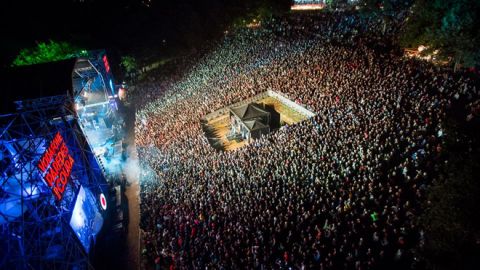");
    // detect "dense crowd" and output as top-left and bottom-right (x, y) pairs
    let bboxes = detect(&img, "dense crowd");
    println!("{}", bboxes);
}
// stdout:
(132, 11), (479, 269)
